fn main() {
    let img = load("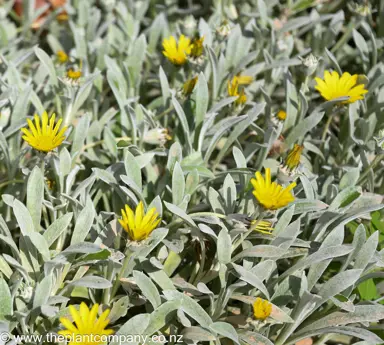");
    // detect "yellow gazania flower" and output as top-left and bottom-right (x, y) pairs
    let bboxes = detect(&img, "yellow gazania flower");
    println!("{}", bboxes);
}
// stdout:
(183, 76), (198, 96)
(250, 220), (274, 234)
(57, 50), (68, 63)
(190, 36), (204, 58)
(67, 69), (82, 80)
(162, 35), (192, 65)
(233, 75), (253, 85)
(251, 168), (296, 210)
(314, 71), (368, 104)
(119, 201), (161, 241)
(285, 144), (304, 171)
(276, 110), (287, 121)
(253, 297), (272, 320)
(58, 302), (114, 345)
(227, 79), (247, 107)
(21, 112), (67, 152)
